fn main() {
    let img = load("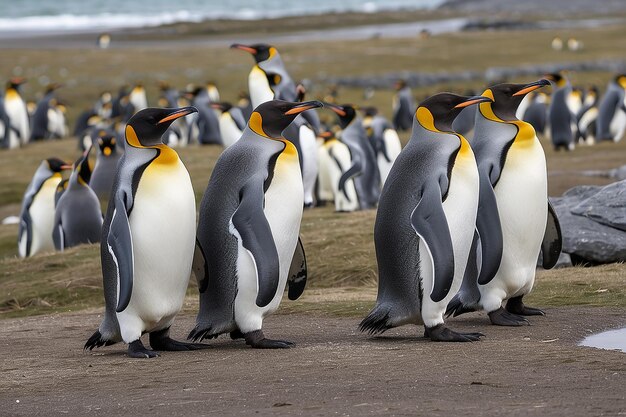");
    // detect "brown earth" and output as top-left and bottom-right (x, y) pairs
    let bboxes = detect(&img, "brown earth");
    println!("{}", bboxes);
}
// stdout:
(1, 307), (624, 416)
